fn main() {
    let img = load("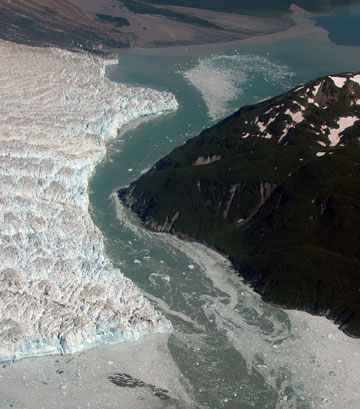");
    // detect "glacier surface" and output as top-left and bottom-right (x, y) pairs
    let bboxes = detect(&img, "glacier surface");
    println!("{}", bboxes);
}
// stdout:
(0, 40), (178, 362)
